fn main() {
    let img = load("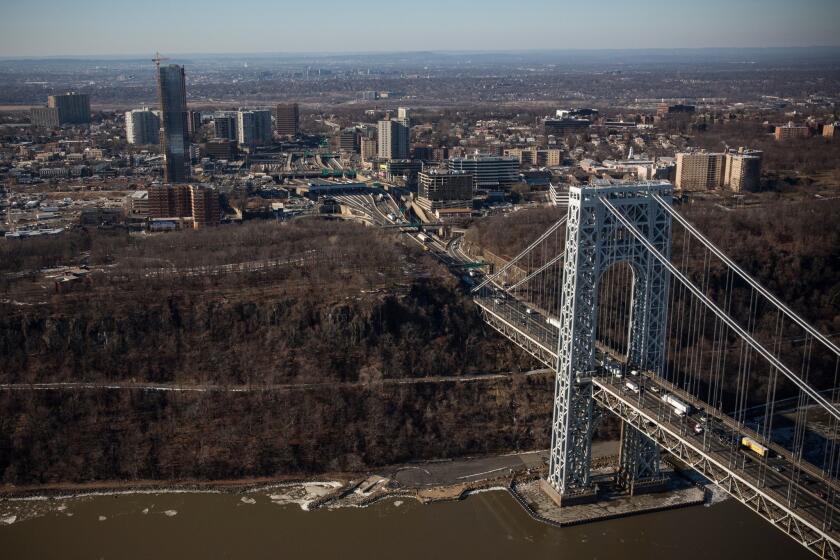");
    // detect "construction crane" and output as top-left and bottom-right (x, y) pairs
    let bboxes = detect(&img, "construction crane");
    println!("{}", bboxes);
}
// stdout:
(152, 52), (169, 69)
